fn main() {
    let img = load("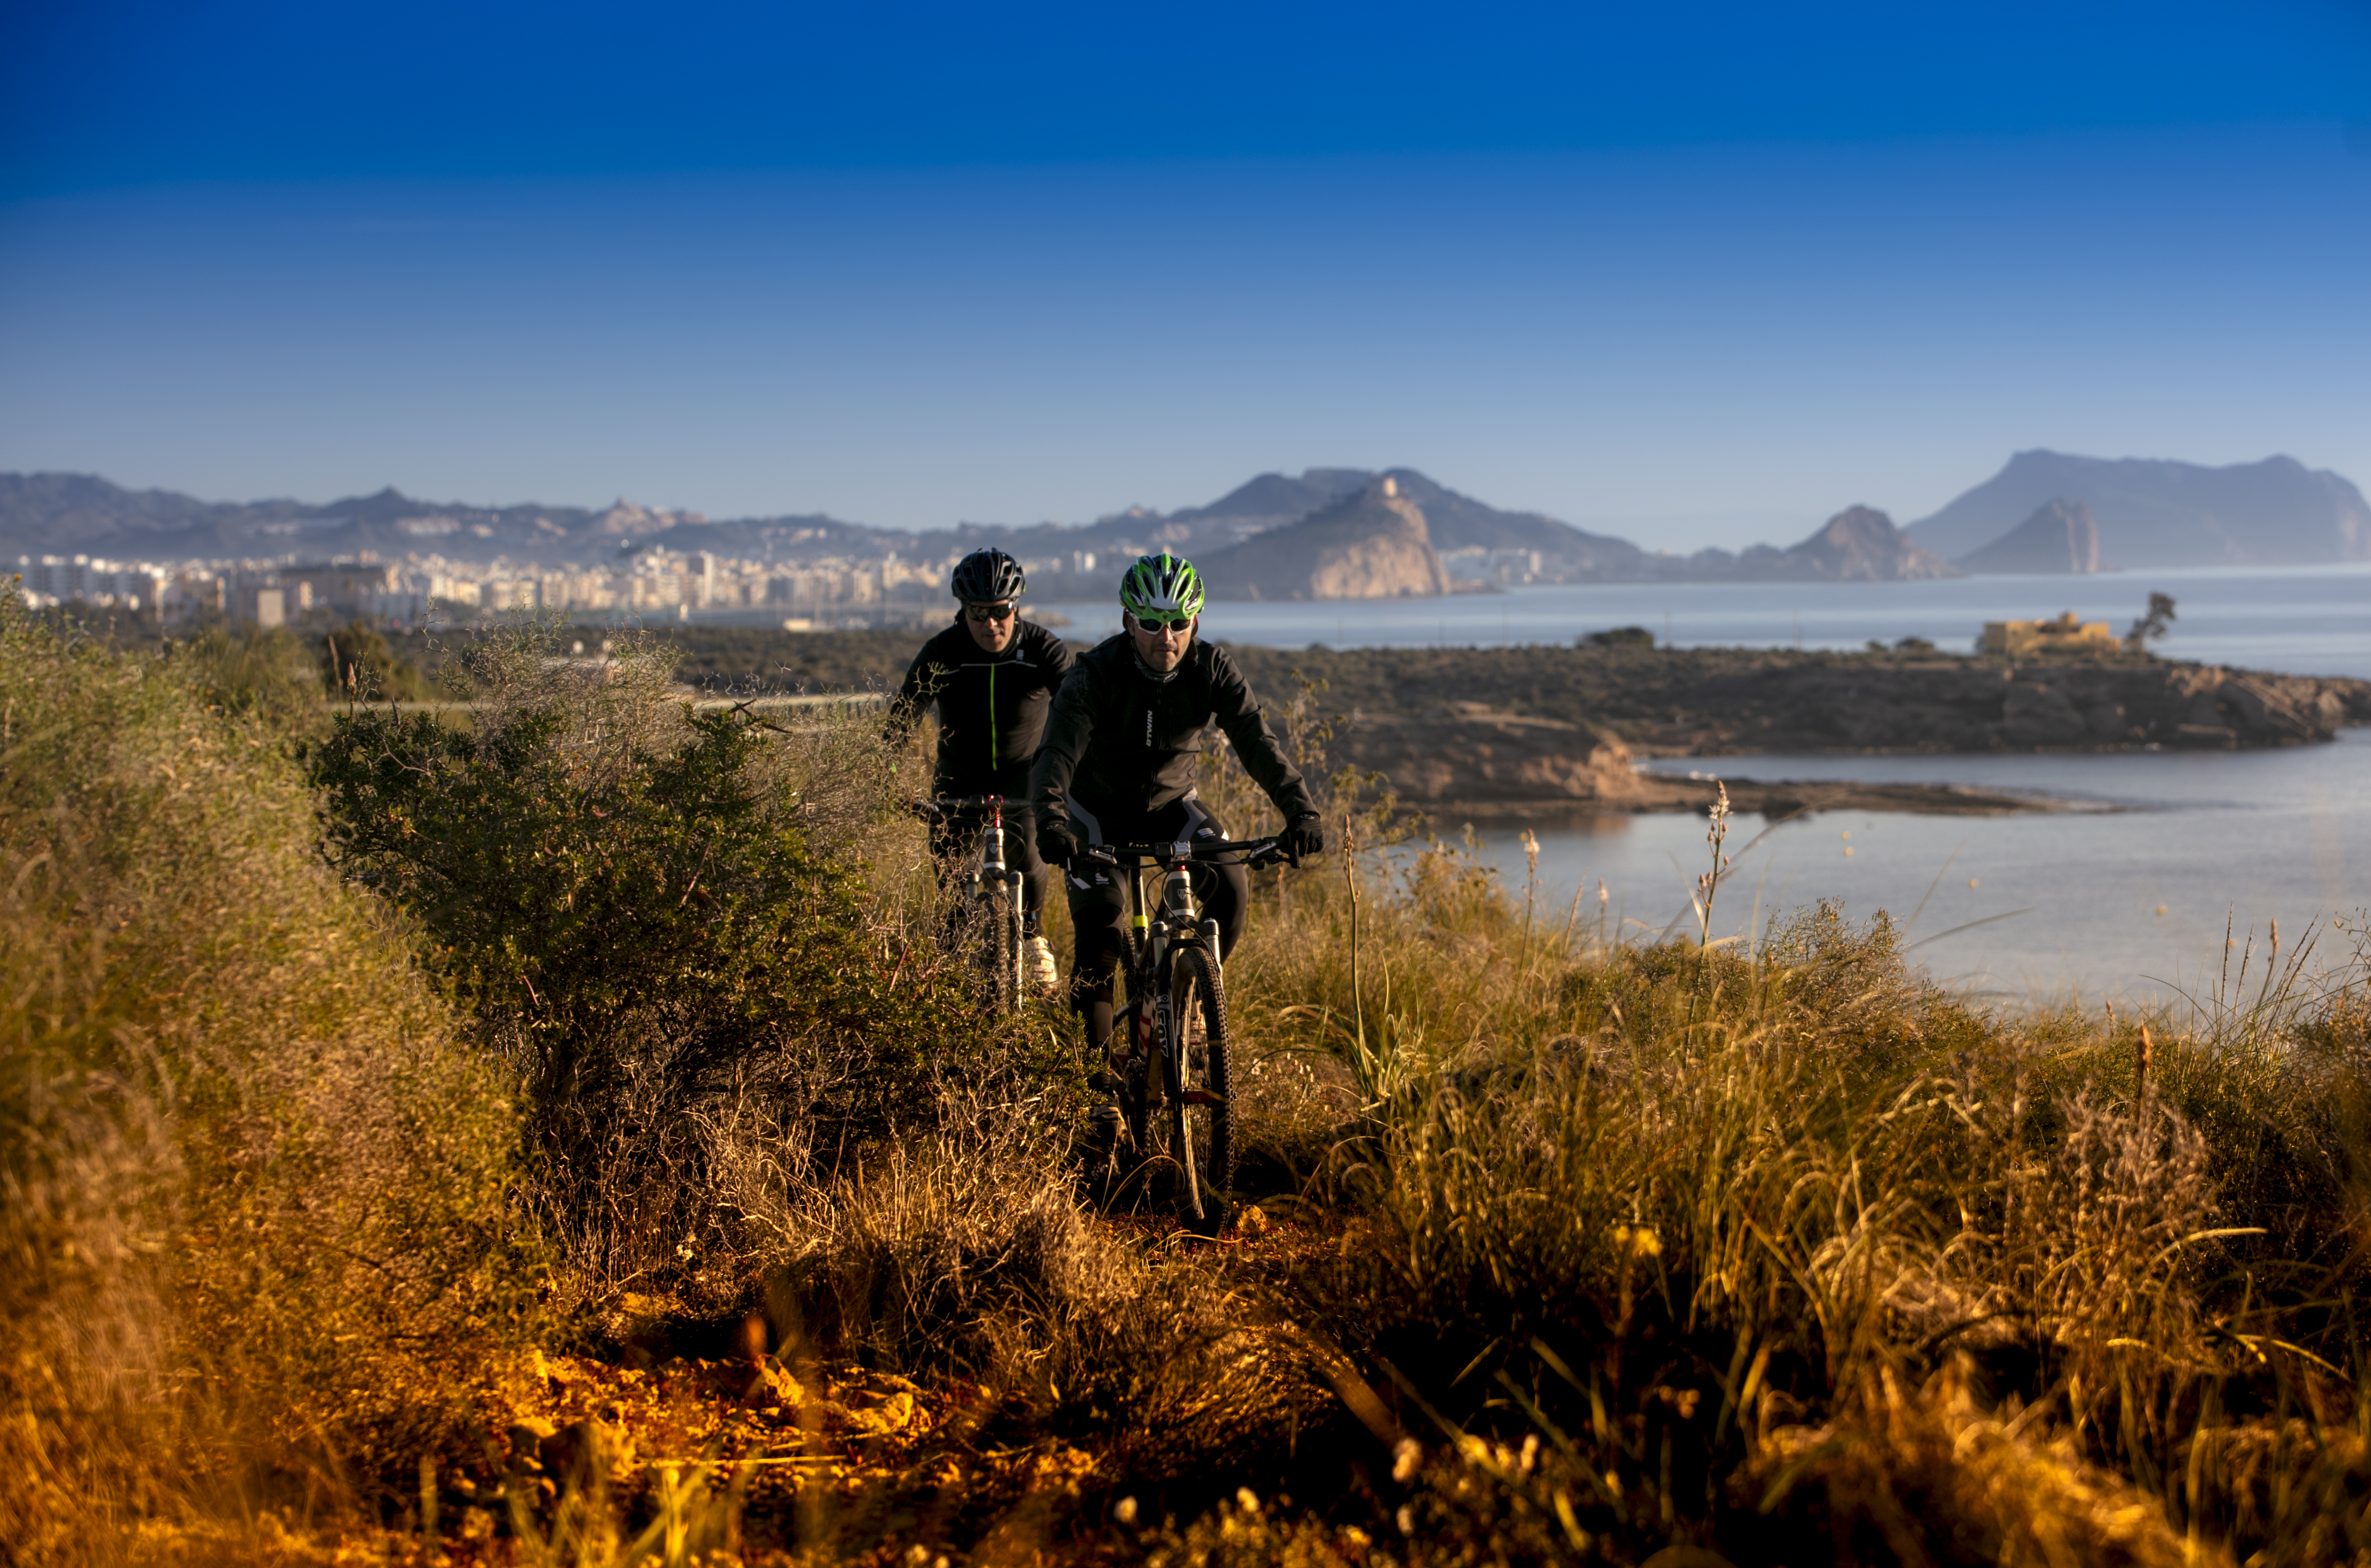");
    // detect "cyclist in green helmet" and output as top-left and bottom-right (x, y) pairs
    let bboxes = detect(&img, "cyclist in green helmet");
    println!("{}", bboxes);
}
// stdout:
(1031, 551), (1326, 1181)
